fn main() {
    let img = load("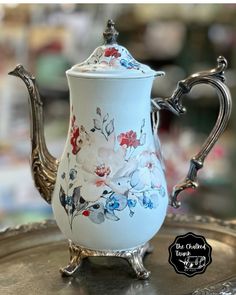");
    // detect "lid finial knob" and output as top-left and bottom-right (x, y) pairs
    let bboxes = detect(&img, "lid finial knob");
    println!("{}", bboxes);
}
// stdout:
(103, 19), (119, 45)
